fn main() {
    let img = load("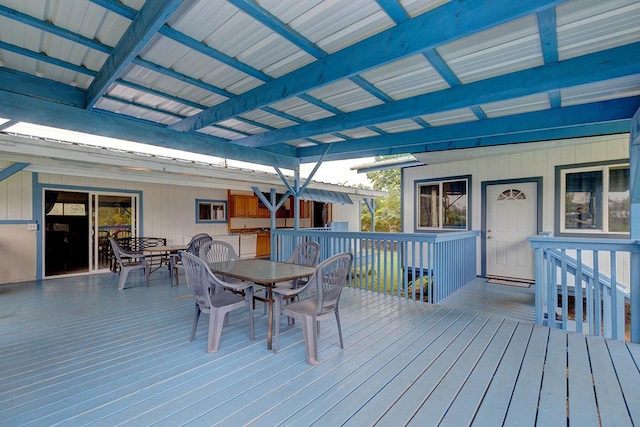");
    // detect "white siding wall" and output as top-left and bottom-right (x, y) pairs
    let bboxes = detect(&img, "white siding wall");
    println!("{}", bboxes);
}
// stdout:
(332, 201), (361, 232)
(402, 134), (630, 277)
